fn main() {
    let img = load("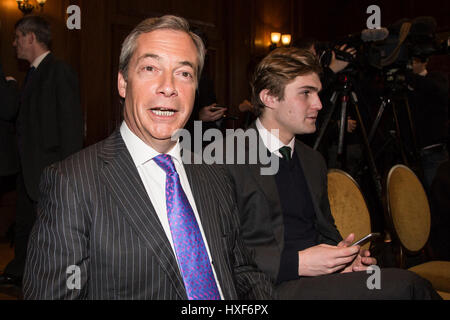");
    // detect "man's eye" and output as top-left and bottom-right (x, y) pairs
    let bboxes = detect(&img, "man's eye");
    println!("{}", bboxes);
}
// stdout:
(301, 91), (310, 96)
(144, 66), (154, 72)
(181, 71), (193, 78)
